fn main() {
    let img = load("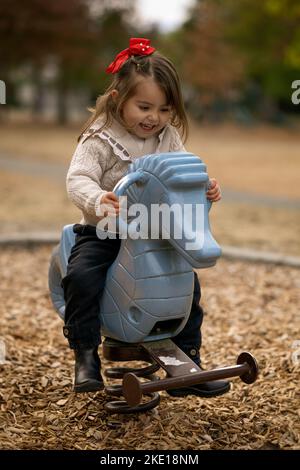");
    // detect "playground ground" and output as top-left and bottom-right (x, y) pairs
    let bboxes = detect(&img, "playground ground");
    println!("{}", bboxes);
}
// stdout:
(0, 120), (299, 449)
(0, 245), (299, 450)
